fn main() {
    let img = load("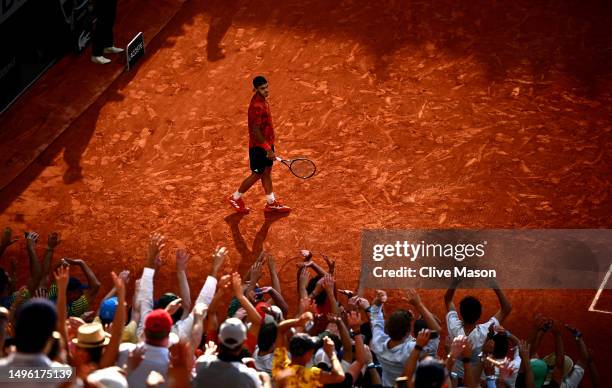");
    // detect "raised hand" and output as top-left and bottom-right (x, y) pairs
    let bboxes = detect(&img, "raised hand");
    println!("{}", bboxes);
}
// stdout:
(322, 336), (336, 357)
(373, 289), (387, 306)
(165, 298), (183, 316)
(175, 249), (191, 271)
(405, 288), (421, 306)
(204, 341), (218, 356)
(54, 265), (70, 293)
(212, 246), (227, 274)
(111, 271), (126, 299)
(231, 272), (243, 297)
(25, 231), (39, 247)
(249, 260), (264, 284)
(300, 249), (313, 261)
(298, 266), (311, 290)
(346, 310), (362, 331)
(118, 270), (131, 285)
(518, 340), (530, 359)
(321, 274), (335, 293)
(449, 335), (468, 359)
(47, 232), (60, 249)
(147, 233), (166, 266)
(1, 227), (18, 248)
